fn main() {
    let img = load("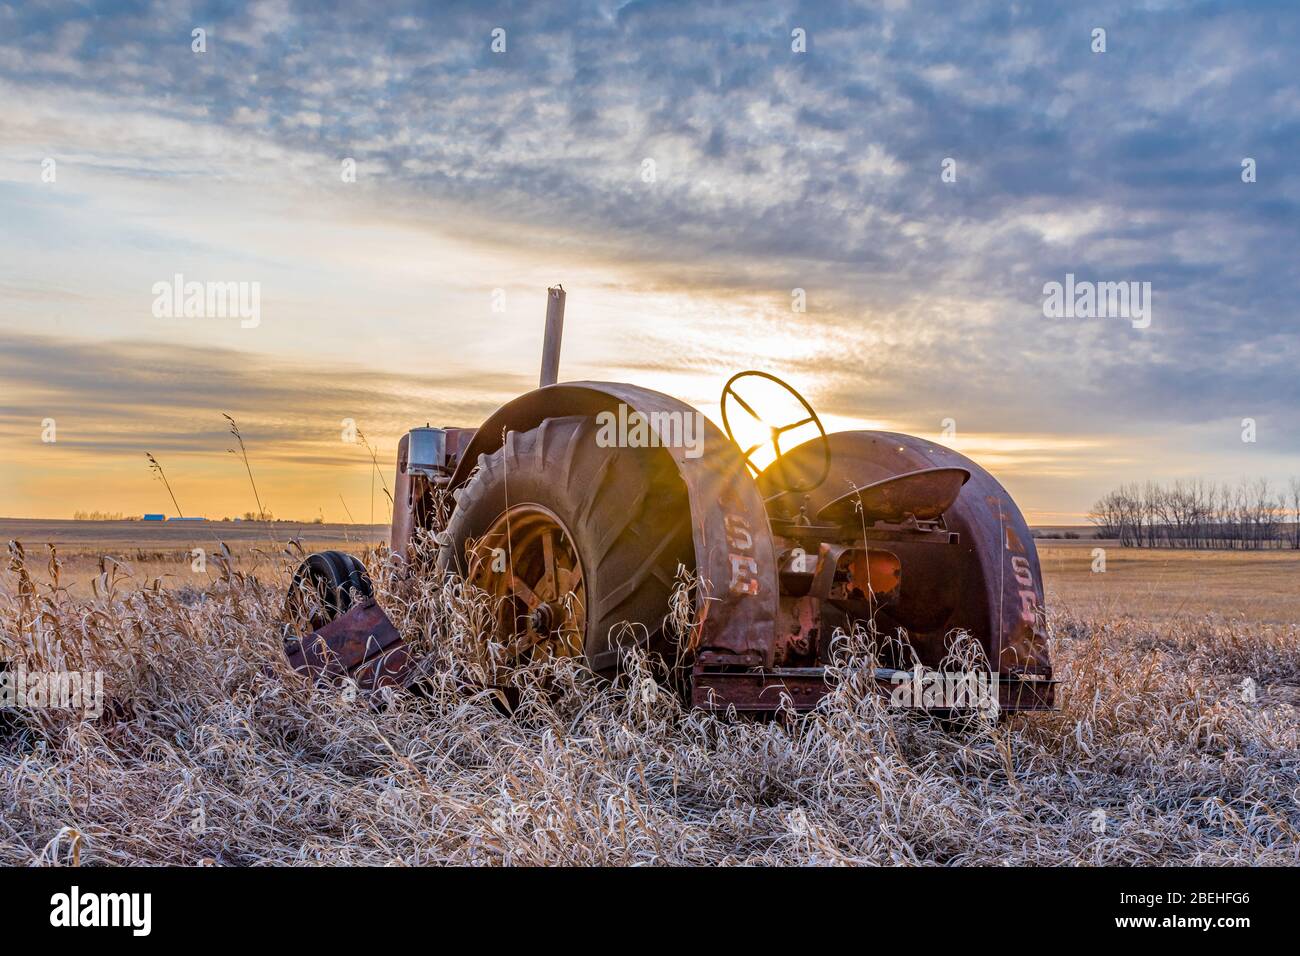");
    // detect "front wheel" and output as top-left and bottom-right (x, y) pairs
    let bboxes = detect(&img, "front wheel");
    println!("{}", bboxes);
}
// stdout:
(285, 550), (373, 632)
(437, 415), (695, 676)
